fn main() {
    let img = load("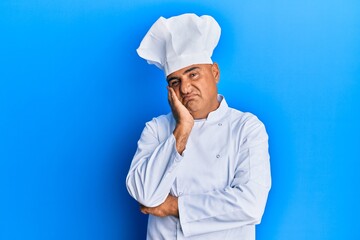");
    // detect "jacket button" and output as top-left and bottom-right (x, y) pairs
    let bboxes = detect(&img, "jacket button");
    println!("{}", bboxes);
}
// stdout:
(216, 154), (220, 158)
